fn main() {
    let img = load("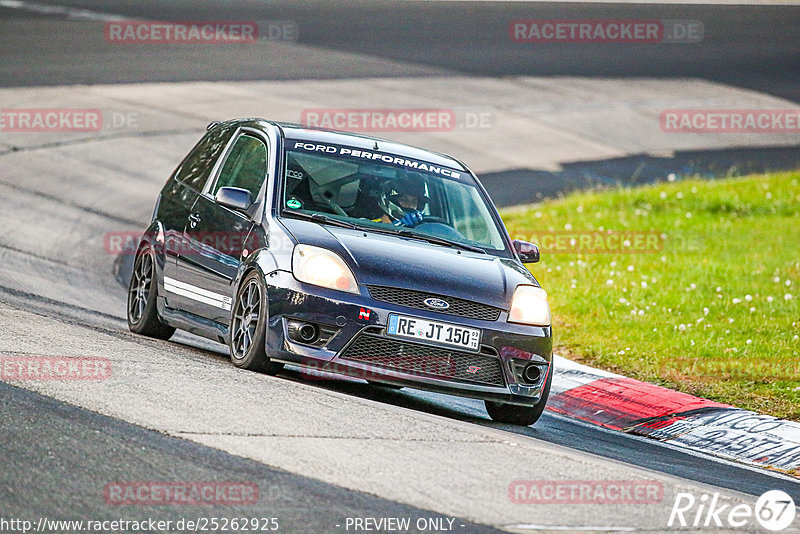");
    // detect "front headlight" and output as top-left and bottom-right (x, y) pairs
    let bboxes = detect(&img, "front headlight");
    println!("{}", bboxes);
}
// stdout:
(292, 244), (359, 294)
(508, 285), (551, 326)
